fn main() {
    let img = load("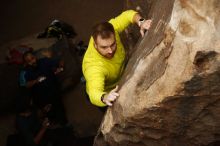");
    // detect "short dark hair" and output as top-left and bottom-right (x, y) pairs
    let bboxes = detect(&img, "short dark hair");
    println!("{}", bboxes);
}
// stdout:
(92, 22), (115, 42)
